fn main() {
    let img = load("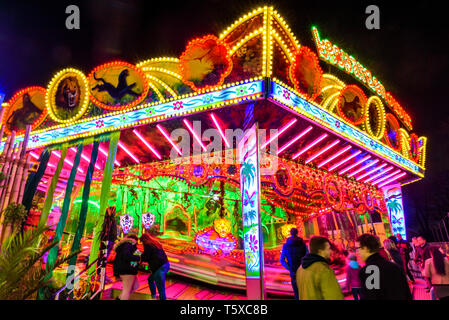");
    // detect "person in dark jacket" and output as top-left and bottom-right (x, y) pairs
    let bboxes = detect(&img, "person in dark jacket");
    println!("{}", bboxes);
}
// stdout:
(415, 236), (431, 268)
(99, 206), (118, 283)
(396, 233), (414, 283)
(112, 234), (141, 300)
(140, 233), (170, 300)
(280, 228), (307, 300)
(416, 235), (432, 291)
(356, 233), (412, 300)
